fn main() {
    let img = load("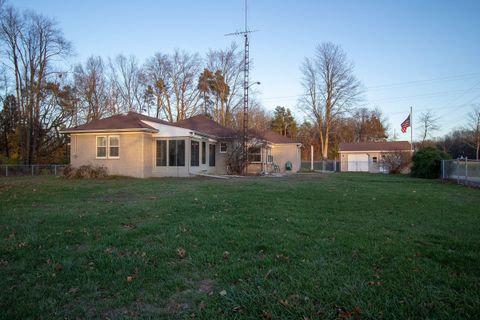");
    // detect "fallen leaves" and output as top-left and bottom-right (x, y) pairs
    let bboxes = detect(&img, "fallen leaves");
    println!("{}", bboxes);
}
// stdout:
(279, 299), (289, 308)
(232, 305), (242, 312)
(4, 230), (16, 240)
(176, 247), (186, 259)
(54, 263), (64, 272)
(336, 306), (361, 319)
(219, 290), (227, 296)
(262, 310), (272, 319)
(367, 281), (383, 286)
(67, 287), (79, 294)
(121, 223), (136, 230)
(264, 269), (272, 279)
(223, 251), (230, 259)
(88, 261), (96, 271)
(276, 254), (289, 262)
